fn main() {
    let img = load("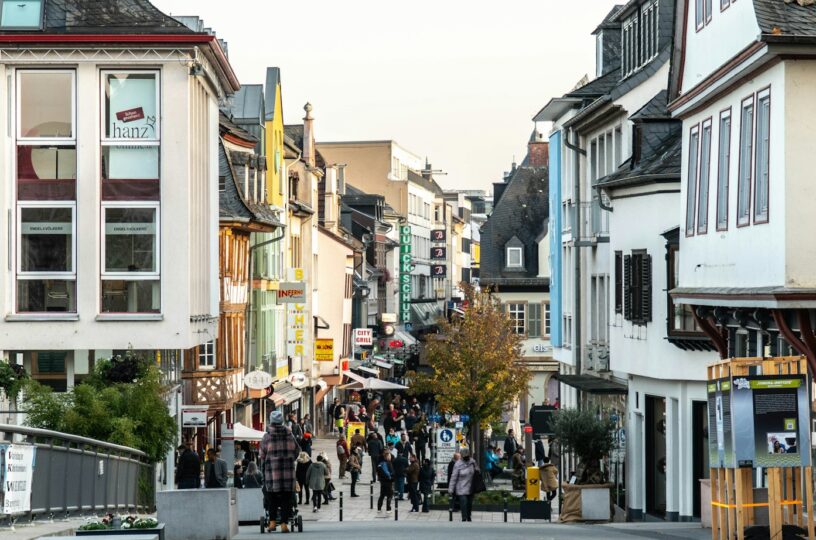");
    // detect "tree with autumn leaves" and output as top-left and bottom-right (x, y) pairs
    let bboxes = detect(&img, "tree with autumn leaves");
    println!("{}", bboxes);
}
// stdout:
(410, 284), (531, 466)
